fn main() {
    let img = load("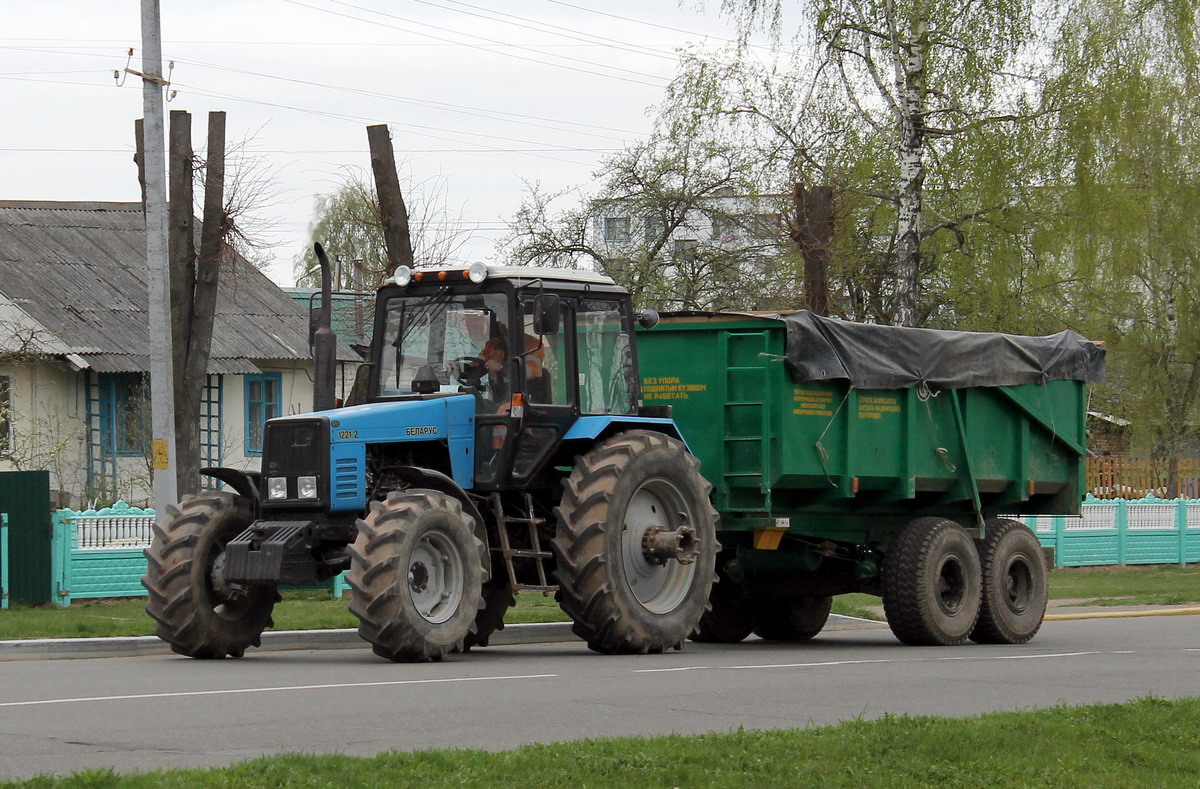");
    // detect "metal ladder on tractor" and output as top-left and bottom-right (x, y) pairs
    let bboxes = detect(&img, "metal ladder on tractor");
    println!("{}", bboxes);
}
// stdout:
(488, 492), (558, 593)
